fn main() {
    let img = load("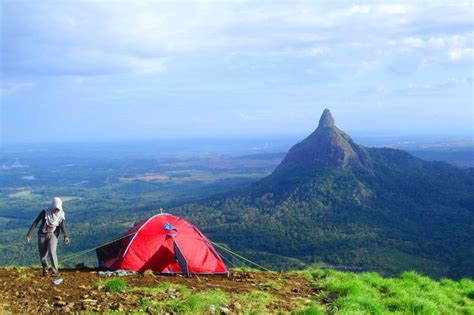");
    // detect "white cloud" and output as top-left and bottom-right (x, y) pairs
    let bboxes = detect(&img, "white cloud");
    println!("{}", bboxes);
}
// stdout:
(449, 48), (474, 61)
(387, 32), (473, 65)
(1, 1), (472, 78)
(302, 46), (328, 56)
(347, 5), (372, 15)
(375, 4), (413, 15)
(402, 37), (425, 49)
